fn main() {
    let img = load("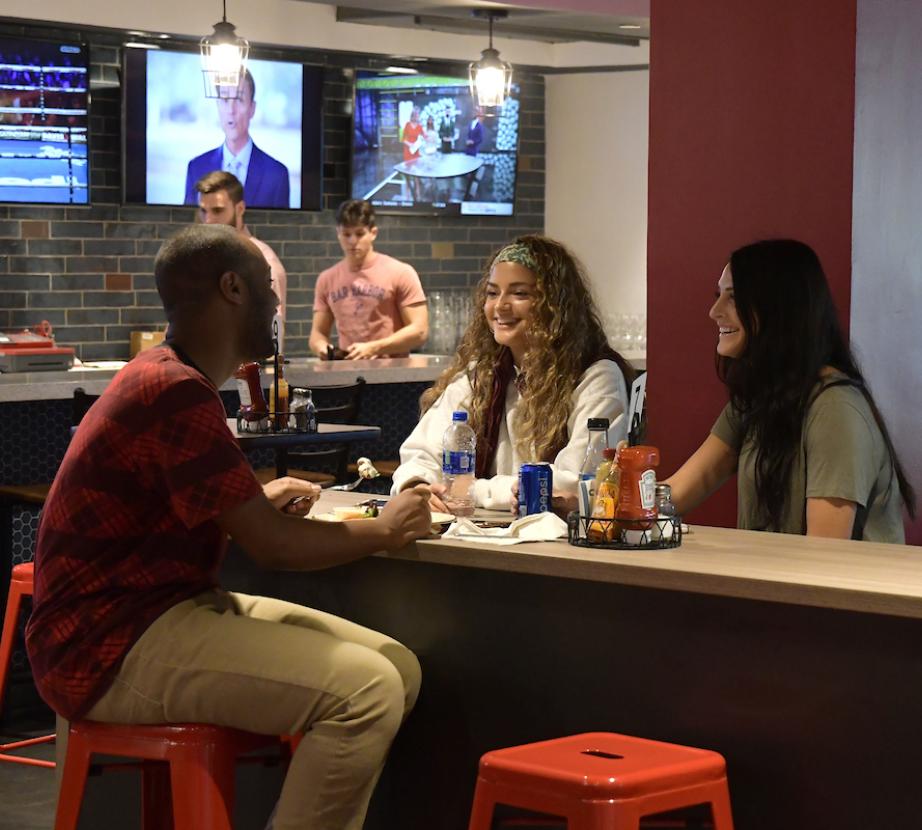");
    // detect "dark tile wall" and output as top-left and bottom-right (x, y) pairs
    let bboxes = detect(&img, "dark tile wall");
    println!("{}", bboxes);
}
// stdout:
(0, 22), (546, 359)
